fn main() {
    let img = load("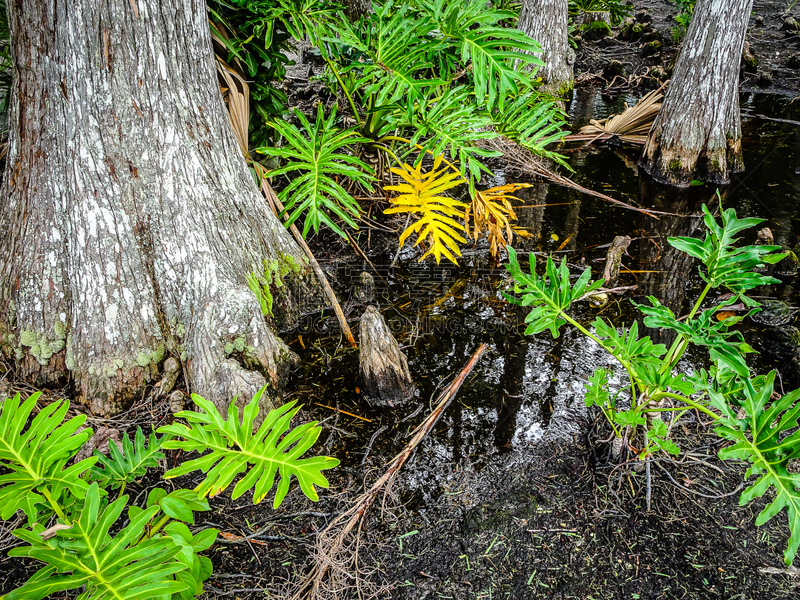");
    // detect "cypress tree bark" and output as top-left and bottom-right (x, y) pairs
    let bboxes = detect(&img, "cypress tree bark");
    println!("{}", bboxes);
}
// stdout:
(0, 0), (322, 415)
(518, 0), (573, 97)
(640, 0), (752, 187)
